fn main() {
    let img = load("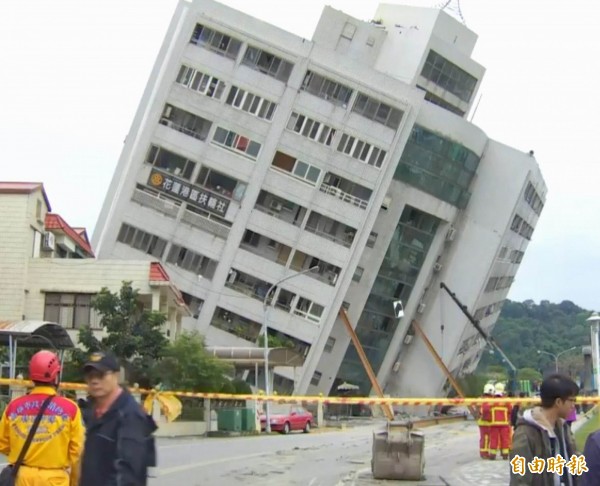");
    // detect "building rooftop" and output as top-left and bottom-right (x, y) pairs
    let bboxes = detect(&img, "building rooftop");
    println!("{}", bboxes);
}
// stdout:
(45, 213), (95, 257)
(0, 181), (51, 211)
